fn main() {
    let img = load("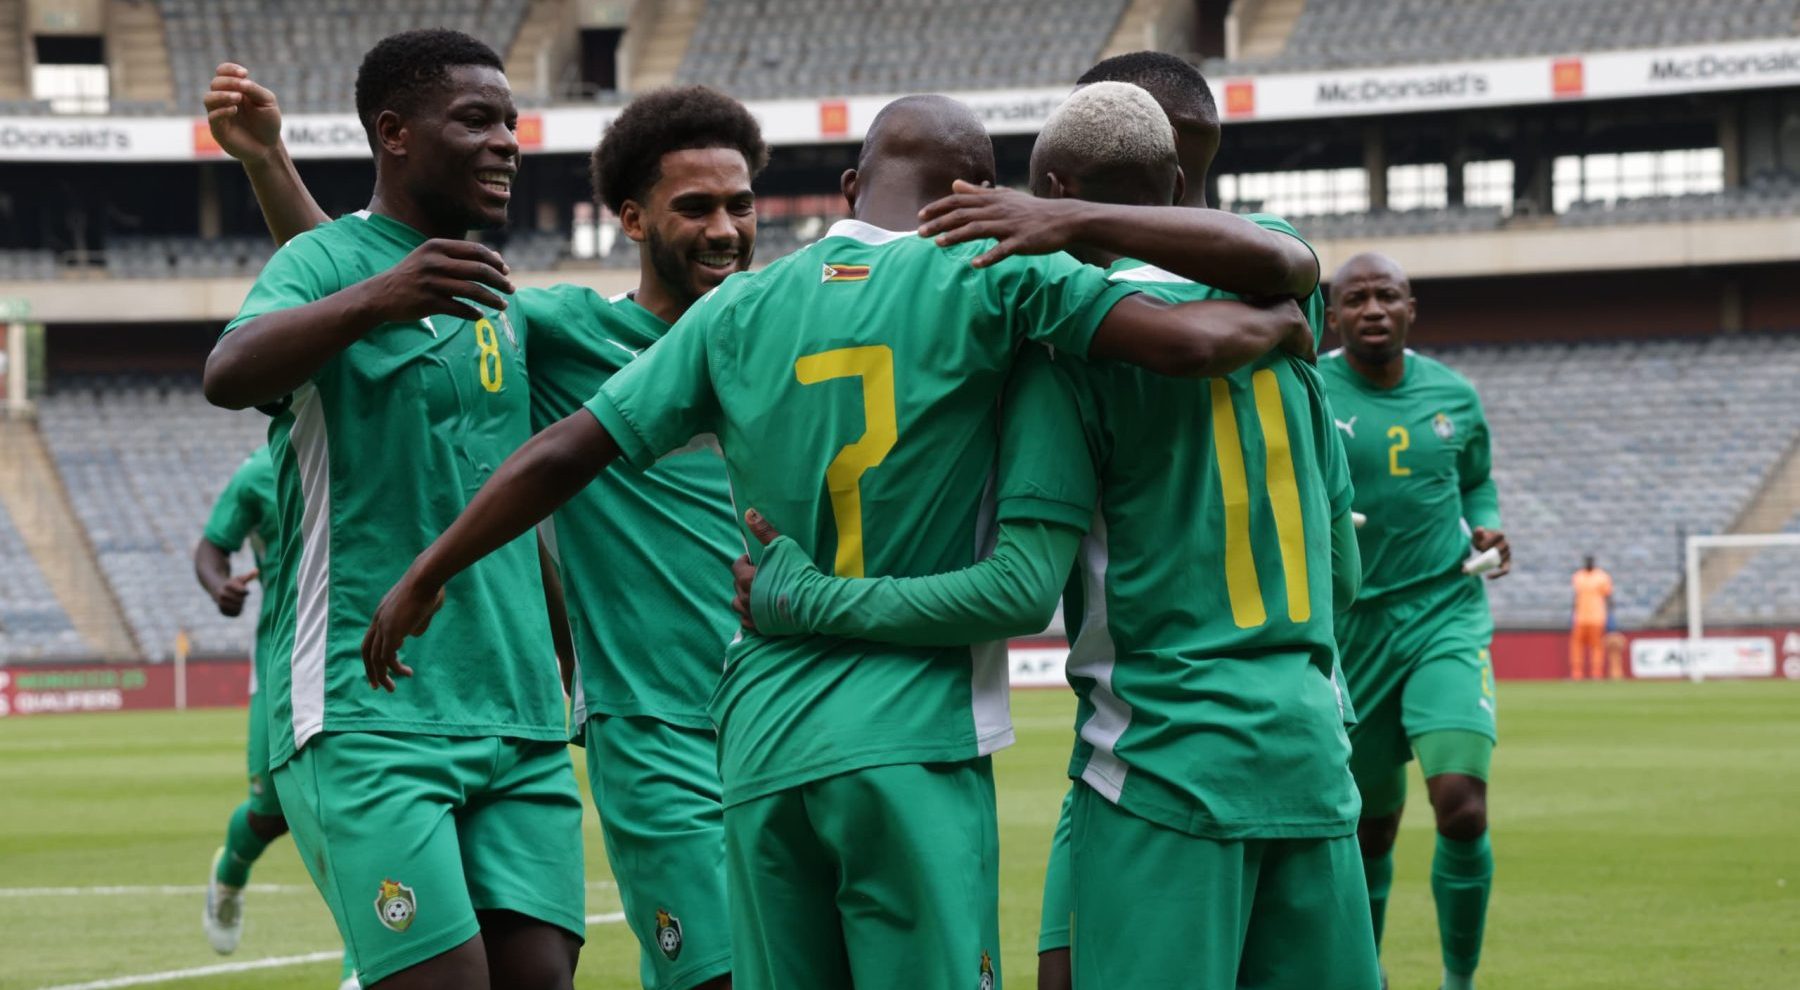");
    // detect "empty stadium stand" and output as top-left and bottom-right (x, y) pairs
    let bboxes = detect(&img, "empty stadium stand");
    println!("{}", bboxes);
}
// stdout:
(161, 0), (531, 114)
(676, 0), (1129, 98)
(0, 506), (90, 662)
(1443, 334), (1800, 628)
(36, 377), (269, 661)
(1211, 0), (1798, 73)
